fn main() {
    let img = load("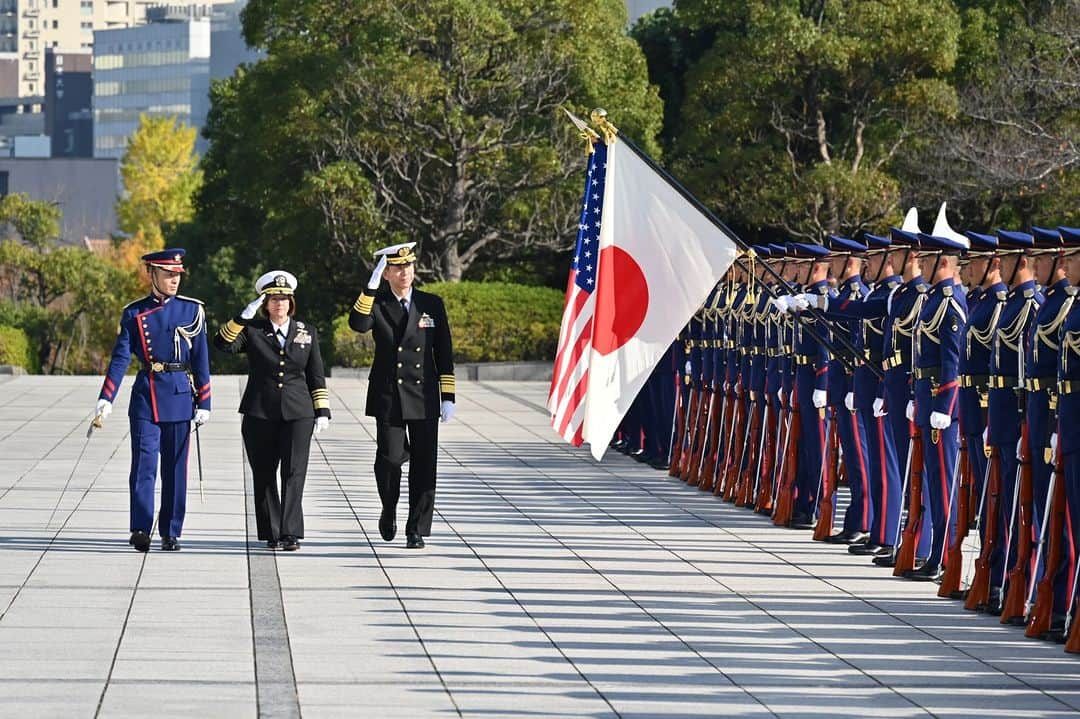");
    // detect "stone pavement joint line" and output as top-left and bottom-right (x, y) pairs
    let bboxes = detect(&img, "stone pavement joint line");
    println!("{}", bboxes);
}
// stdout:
(0, 376), (1078, 718)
